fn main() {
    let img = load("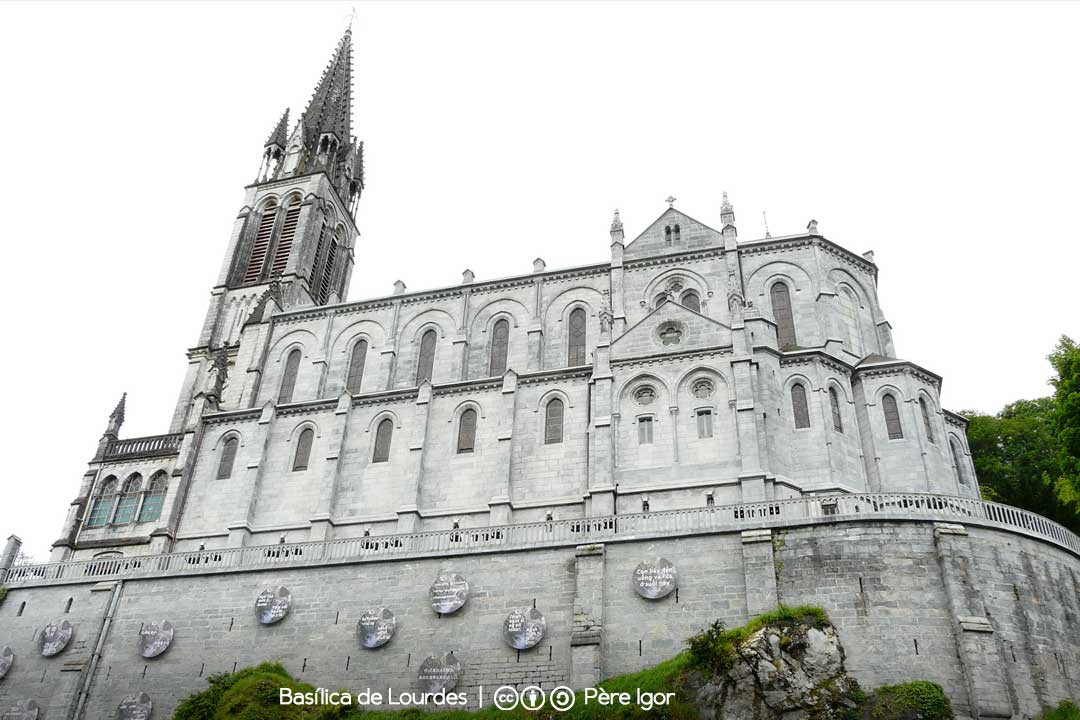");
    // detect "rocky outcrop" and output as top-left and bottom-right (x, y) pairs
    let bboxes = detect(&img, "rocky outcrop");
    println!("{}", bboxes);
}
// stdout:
(688, 622), (862, 719)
